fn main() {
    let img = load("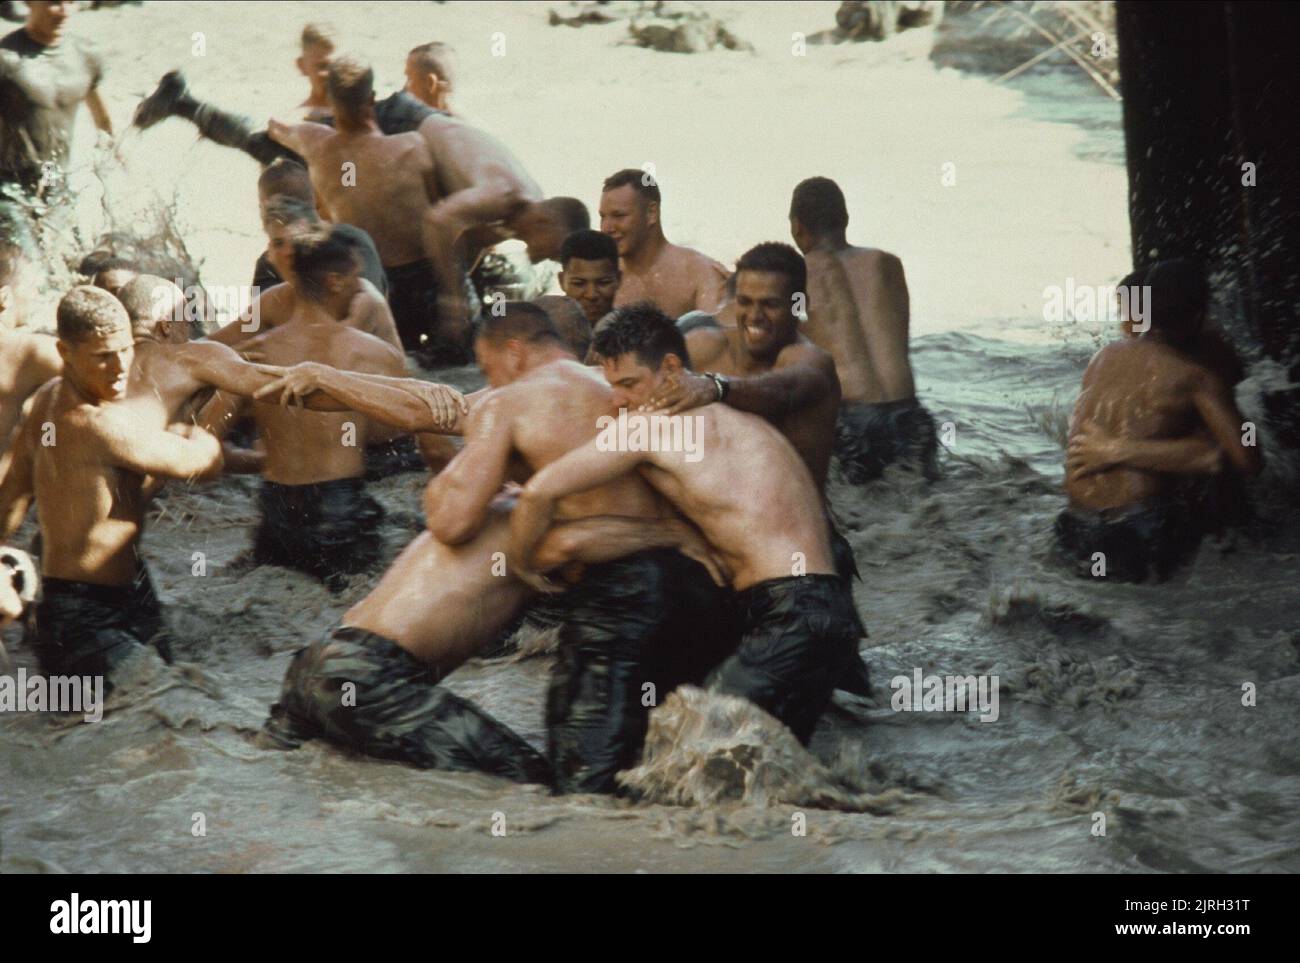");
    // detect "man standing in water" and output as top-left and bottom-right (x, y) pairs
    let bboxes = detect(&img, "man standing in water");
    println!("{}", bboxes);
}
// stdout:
(1059, 259), (1262, 582)
(788, 176), (939, 482)
(0, 288), (223, 689)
